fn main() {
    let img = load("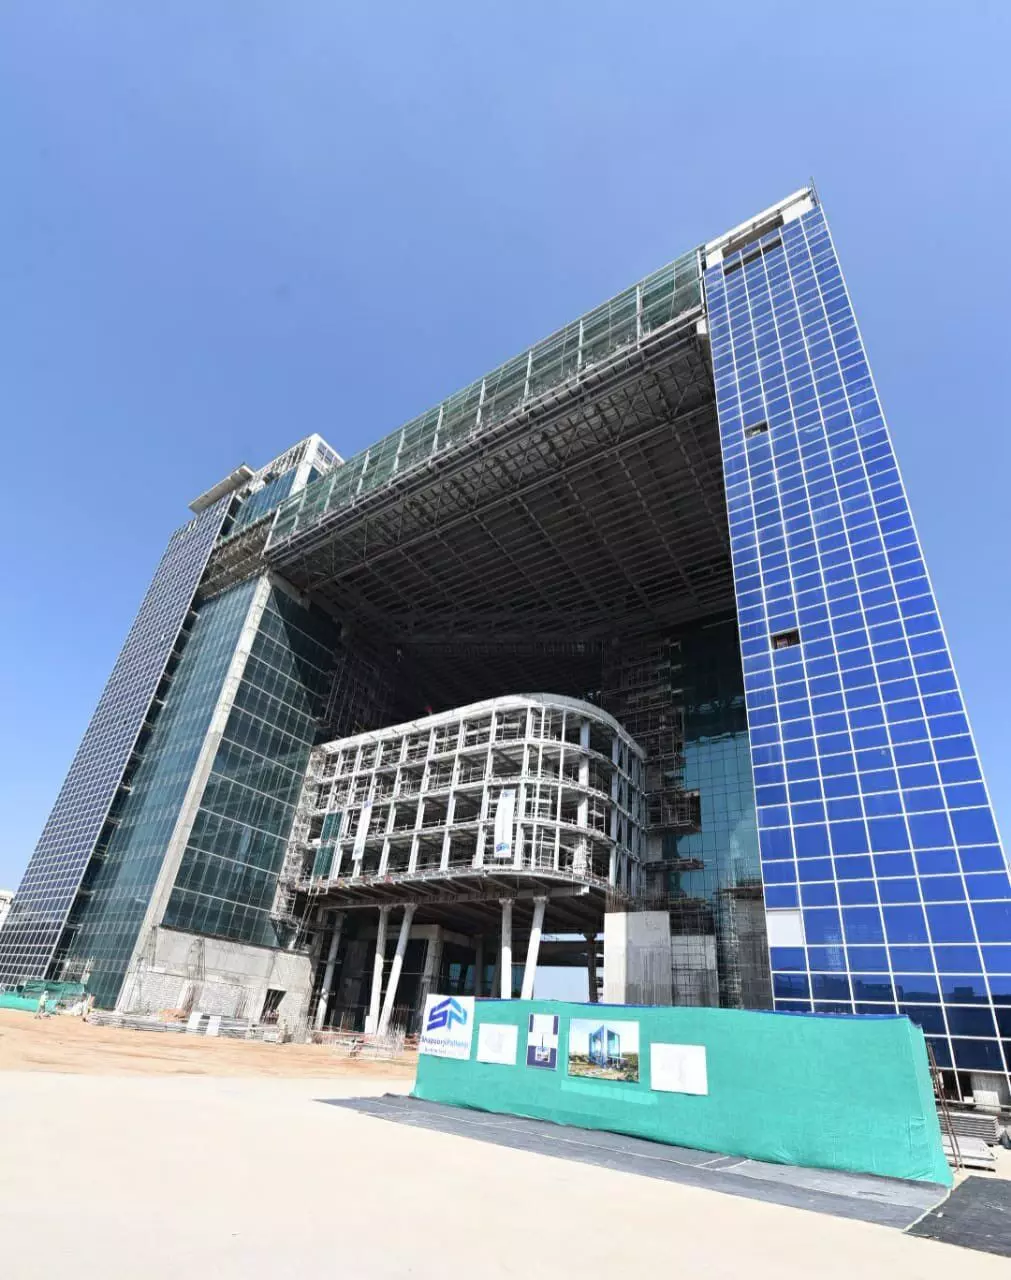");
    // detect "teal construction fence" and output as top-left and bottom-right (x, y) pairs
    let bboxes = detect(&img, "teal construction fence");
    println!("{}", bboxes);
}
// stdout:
(413, 999), (950, 1186)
